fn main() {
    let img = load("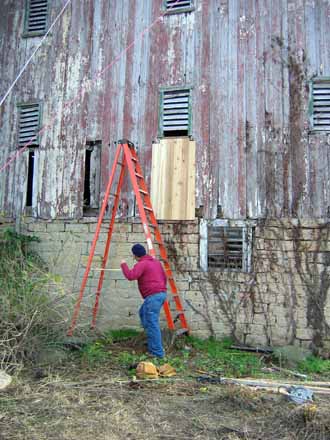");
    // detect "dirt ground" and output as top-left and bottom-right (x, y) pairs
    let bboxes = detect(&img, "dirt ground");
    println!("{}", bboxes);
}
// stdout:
(1, 362), (330, 440)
